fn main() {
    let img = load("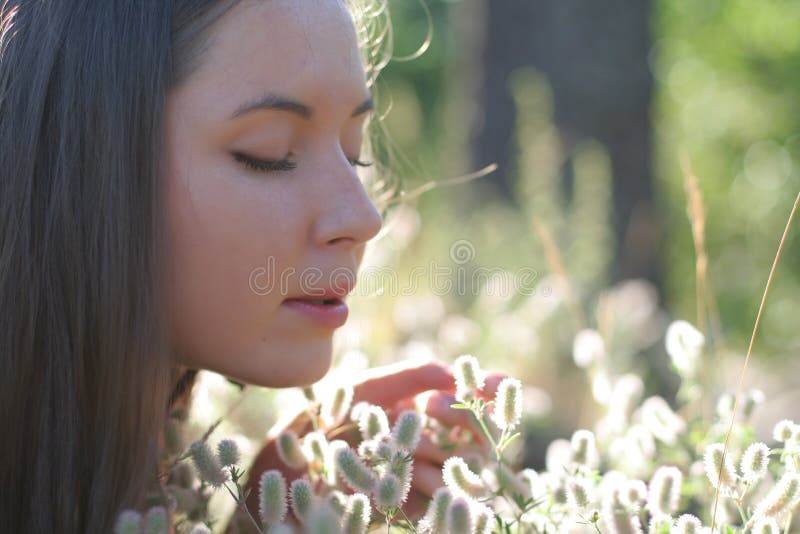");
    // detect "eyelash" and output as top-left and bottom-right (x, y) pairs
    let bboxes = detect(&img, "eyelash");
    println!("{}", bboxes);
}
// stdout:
(232, 152), (373, 173)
